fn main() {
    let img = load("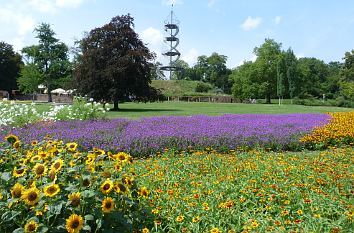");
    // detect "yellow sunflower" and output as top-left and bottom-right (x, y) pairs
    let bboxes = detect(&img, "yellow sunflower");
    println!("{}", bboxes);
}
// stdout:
(37, 151), (49, 160)
(138, 187), (150, 198)
(115, 183), (128, 193)
(122, 176), (134, 187)
(116, 152), (129, 163)
(50, 159), (64, 172)
(13, 166), (27, 178)
(24, 220), (39, 232)
(101, 197), (115, 213)
(68, 192), (81, 207)
(22, 187), (40, 206)
(100, 179), (114, 194)
(4, 134), (19, 144)
(113, 162), (122, 172)
(11, 183), (24, 199)
(43, 184), (60, 197)
(175, 215), (184, 222)
(30, 155), (41, 163)
(33, 163), (47, 177)
(93, 147), (105, 156)
(31, 140), (39, 146)
(13, 140), (21, 149)
(65, 214), (84, 233)
(66, 142), (78, 152)
(48, 169), (57, 181)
